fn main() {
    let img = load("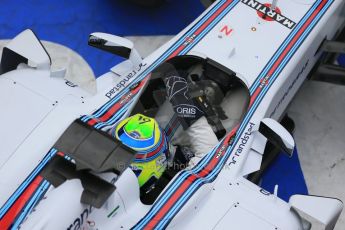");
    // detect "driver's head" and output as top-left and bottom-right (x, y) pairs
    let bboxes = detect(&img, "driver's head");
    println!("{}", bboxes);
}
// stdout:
(115, 114), (168, 192)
